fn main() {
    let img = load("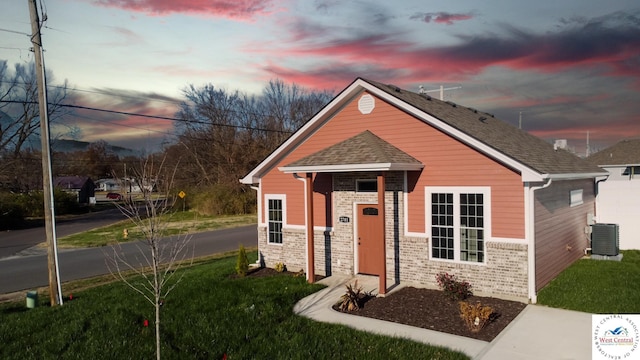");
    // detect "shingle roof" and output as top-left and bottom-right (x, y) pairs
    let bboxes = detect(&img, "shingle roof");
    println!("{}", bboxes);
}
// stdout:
(285, 130), (422, 168)
(587, 139), (640, 166)
(361, 78), (606, 176)
(54, 176), (91, 189)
